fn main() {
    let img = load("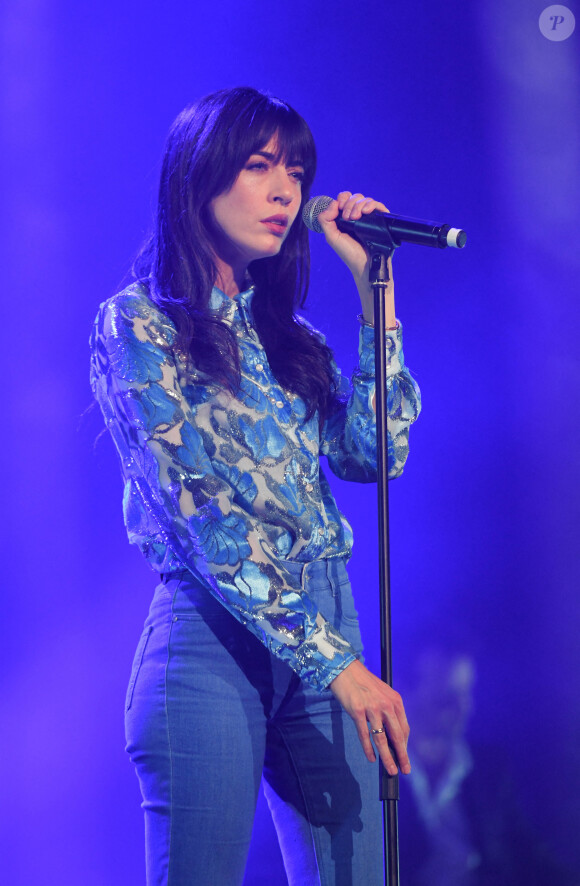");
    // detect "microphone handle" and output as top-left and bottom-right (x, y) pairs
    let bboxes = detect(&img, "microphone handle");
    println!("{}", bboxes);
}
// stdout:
(337, 212), (466, 249)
